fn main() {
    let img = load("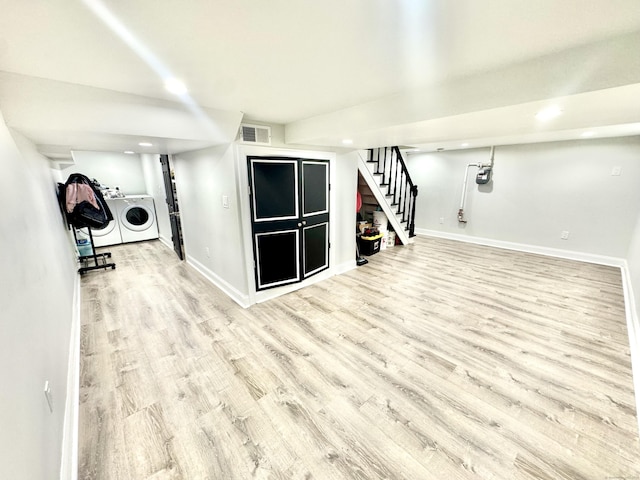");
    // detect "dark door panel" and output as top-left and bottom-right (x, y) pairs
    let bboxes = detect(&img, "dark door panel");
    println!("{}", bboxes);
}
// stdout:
(251, 160), (298, 222)
(302, 161), (328, 217)
(255, 230), (300, 289)
(303, 222), (328, 277)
